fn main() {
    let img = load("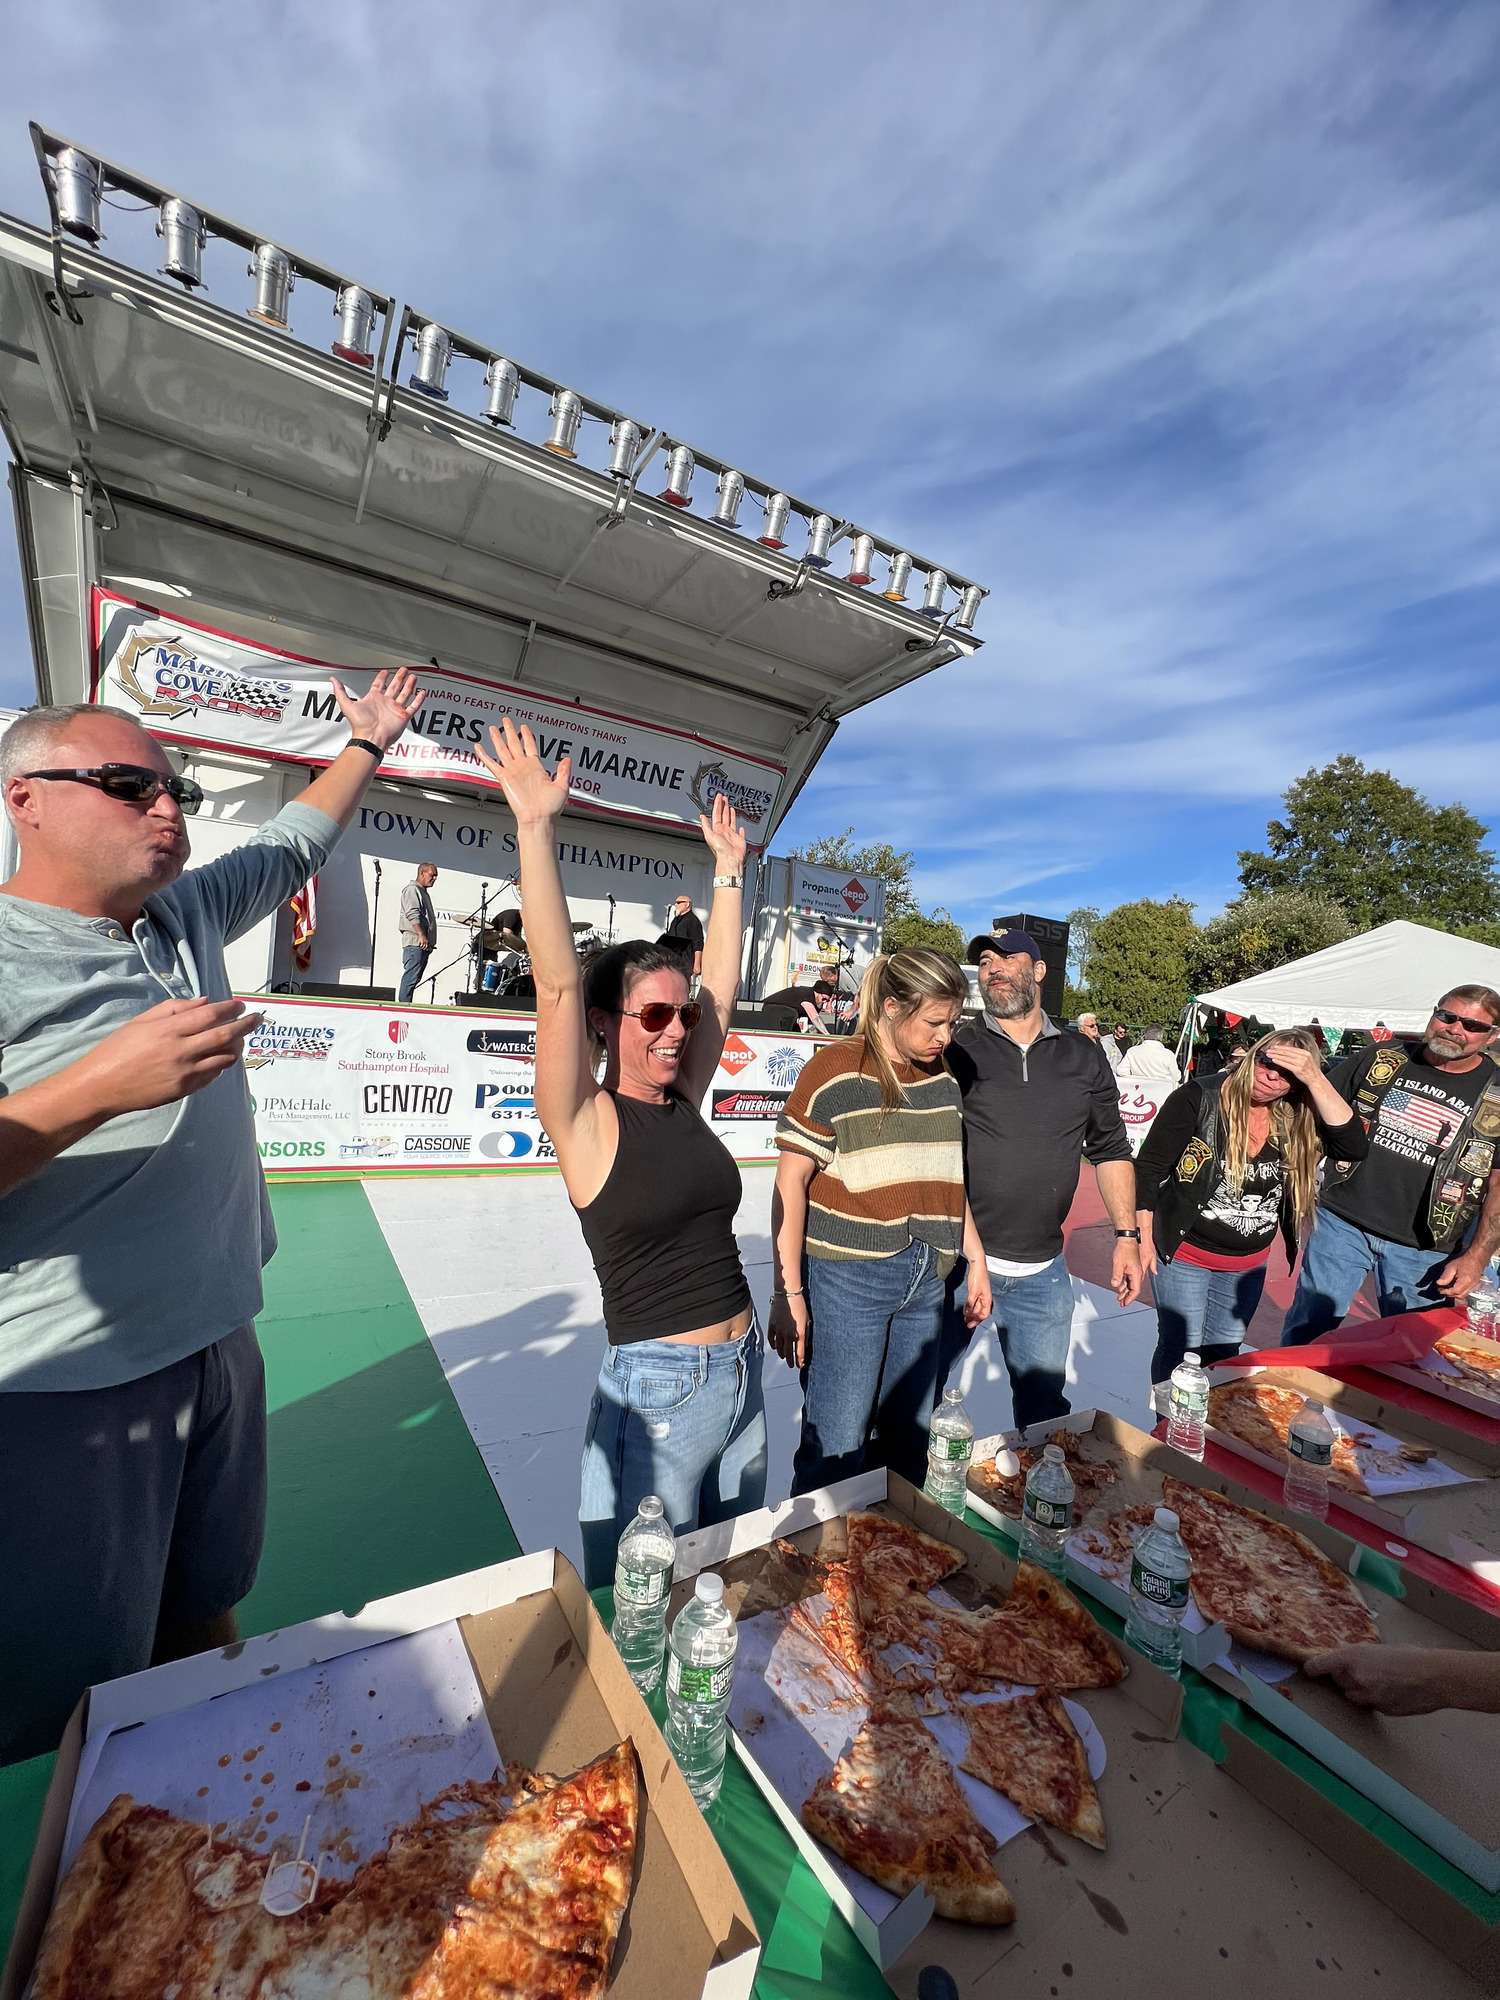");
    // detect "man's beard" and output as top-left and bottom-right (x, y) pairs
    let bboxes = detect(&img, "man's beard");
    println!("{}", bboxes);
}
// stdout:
(982, 964), (1037, 1020)
(1426, 1027), (1470, 1061)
